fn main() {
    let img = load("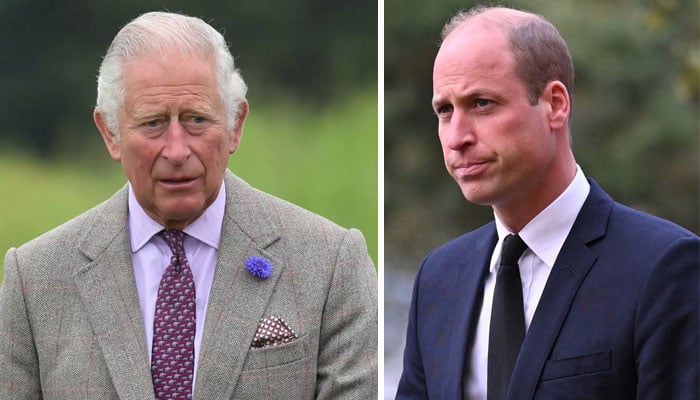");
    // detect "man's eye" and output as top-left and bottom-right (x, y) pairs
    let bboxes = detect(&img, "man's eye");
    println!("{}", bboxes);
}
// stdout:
(475, 99), (492, 107)
(185, 115), (206, 124)
(145, 119), (161, 128)
(435, 104), (453, 115)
